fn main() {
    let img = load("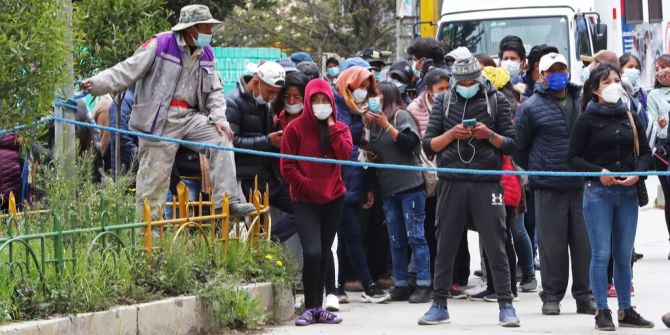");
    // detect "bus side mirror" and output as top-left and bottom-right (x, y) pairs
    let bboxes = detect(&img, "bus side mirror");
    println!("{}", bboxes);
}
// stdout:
(594, 23), (608, 52)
